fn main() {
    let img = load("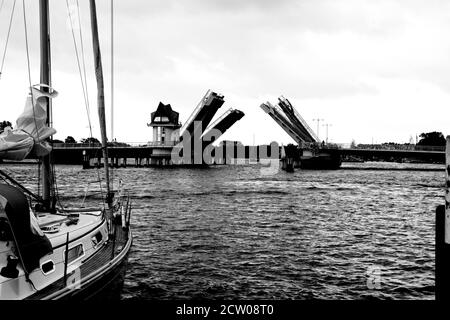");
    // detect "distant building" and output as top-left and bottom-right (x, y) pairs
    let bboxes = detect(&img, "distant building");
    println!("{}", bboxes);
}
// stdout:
(146, 102), (182, 165)
(147, 102), (182, 145)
